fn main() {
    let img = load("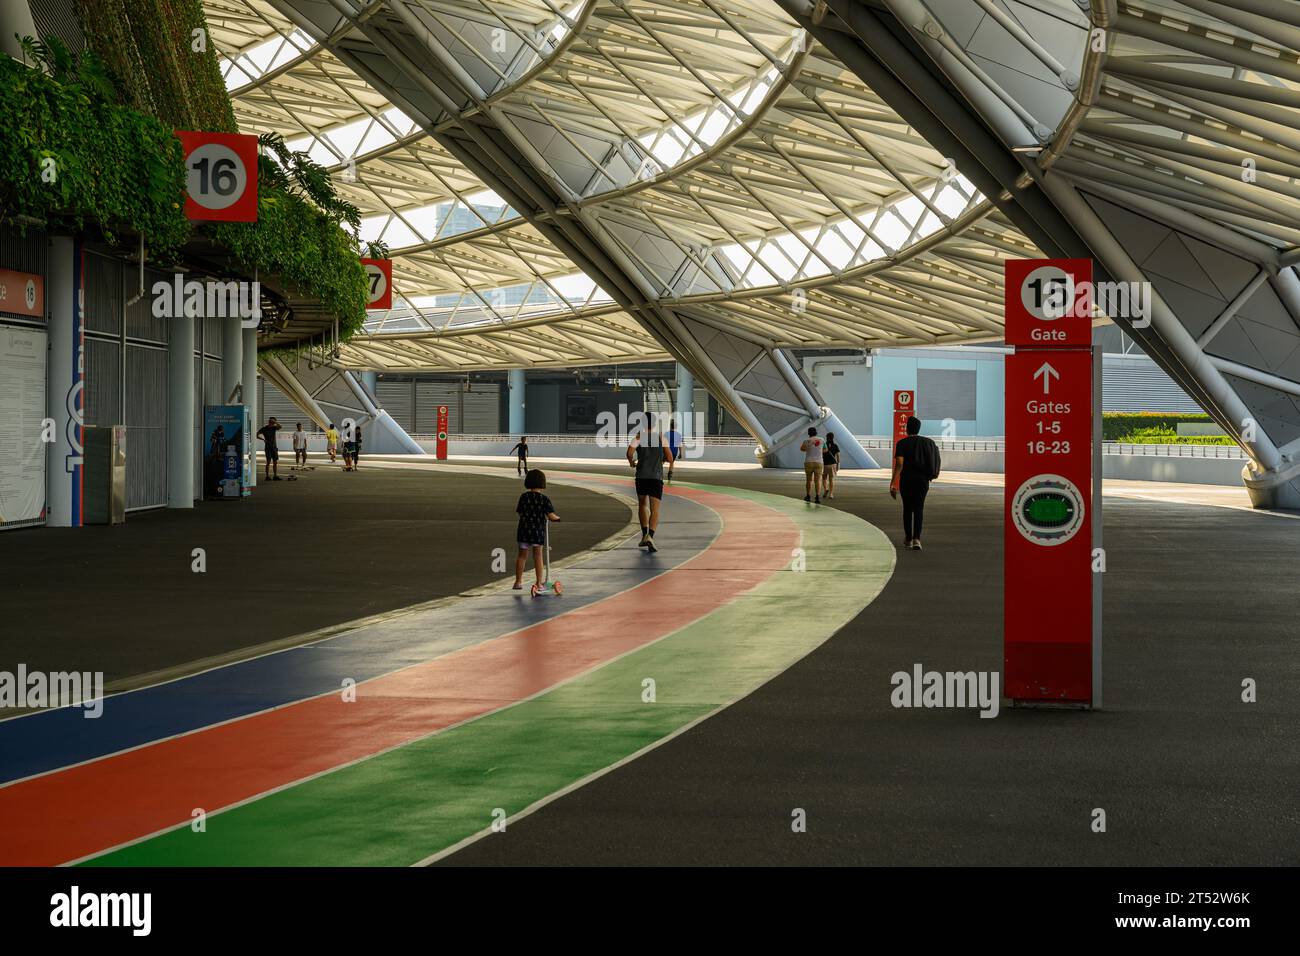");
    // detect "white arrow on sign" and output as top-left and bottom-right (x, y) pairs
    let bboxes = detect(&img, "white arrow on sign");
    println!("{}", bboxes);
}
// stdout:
(1034, 361), (1060, 394)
